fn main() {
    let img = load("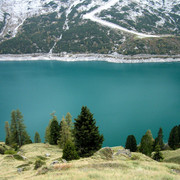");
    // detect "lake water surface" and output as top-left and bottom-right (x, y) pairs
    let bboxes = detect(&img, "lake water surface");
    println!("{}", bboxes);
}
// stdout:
(0, 61), (180, 146)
